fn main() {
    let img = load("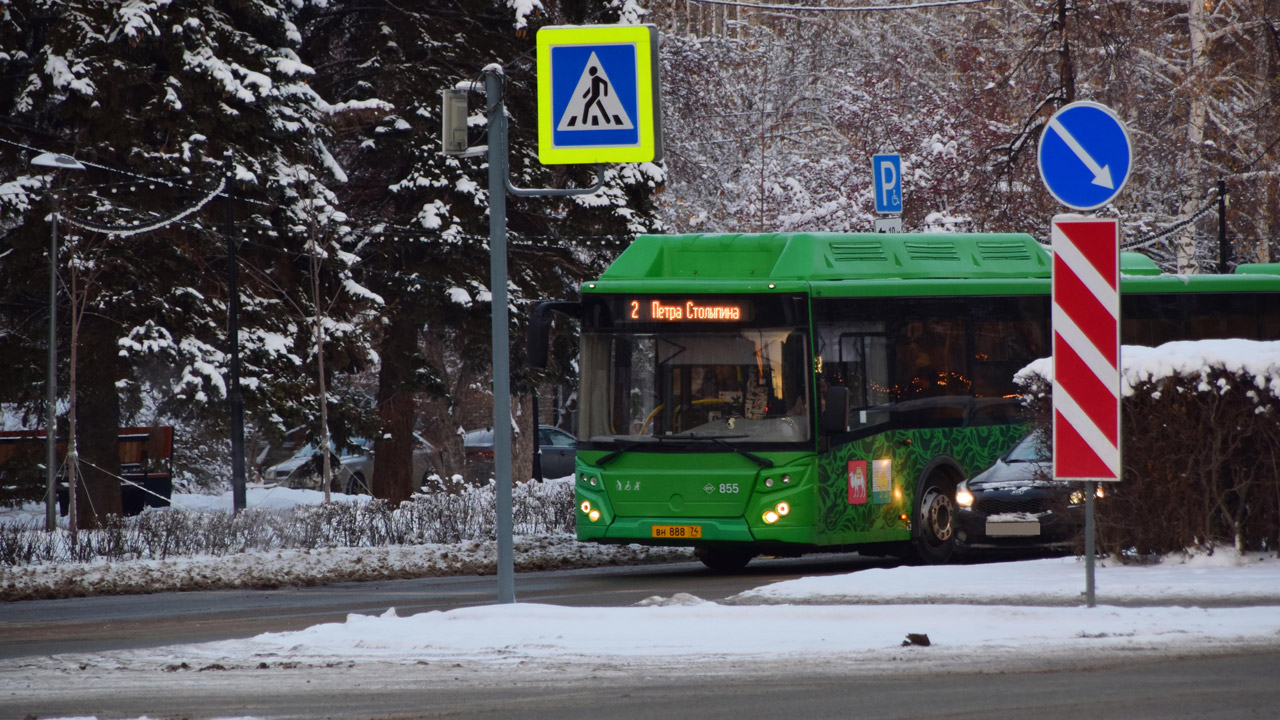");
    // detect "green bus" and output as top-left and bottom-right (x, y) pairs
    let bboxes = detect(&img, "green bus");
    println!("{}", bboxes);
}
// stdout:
(531, 233), (1280, 569)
